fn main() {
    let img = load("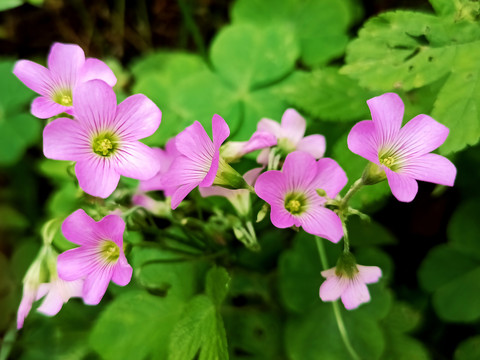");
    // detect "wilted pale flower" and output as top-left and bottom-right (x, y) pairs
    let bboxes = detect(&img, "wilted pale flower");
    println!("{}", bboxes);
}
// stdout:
(13, 42), (116, 118)
(255, 151), (347, 243)
(320, 253), (382, 310)
(347, 92), (456, 202)
(57, 209), (132, 305)
(43, 79), (162, 198)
